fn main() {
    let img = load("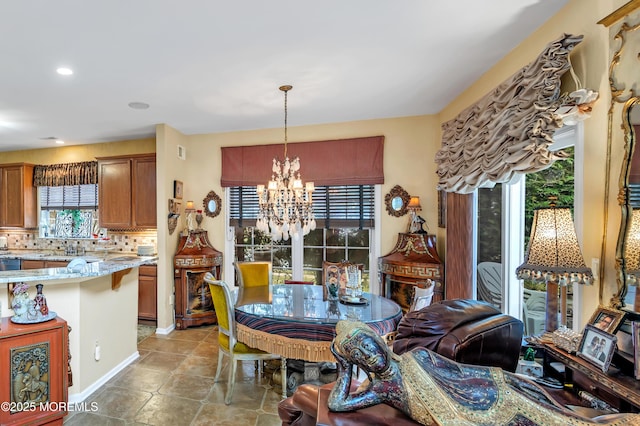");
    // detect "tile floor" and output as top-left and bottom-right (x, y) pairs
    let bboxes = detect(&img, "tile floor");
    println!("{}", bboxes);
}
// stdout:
(63, 325), (284, 426)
